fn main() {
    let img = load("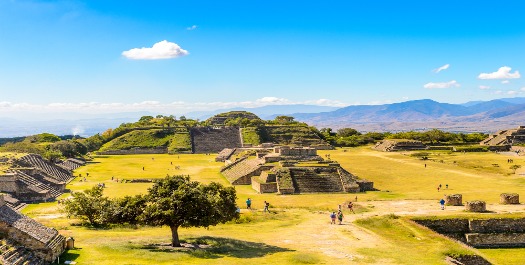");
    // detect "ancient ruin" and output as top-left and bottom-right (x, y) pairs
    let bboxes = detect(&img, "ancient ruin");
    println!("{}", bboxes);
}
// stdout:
(219, 146), (373, 194)
(445, 194), (463, 206)
(373, 139), (427, 152)
(191, 127), (243, 153)
(480, 126), (525, 150)
(0, 154), (81, 205)
(416, 217), (525, 249)
(500, 193), (520, 205)
(0, 195), (65, 264)
(465, 201), (486, 212)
